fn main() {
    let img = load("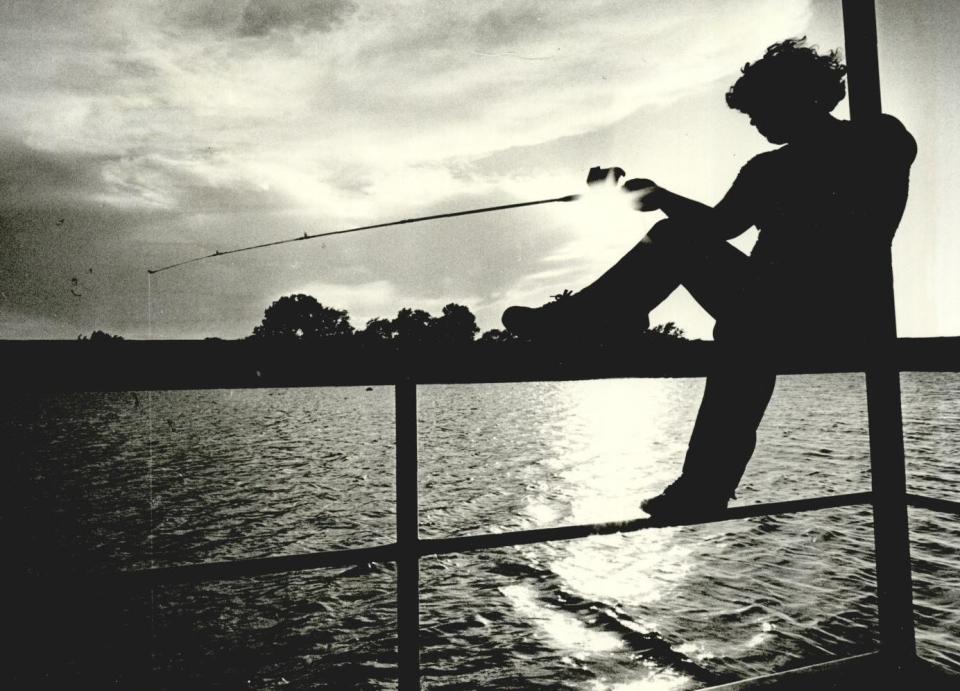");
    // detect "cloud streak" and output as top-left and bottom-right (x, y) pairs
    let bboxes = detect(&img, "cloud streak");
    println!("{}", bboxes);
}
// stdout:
(238, 0), (358, 37)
